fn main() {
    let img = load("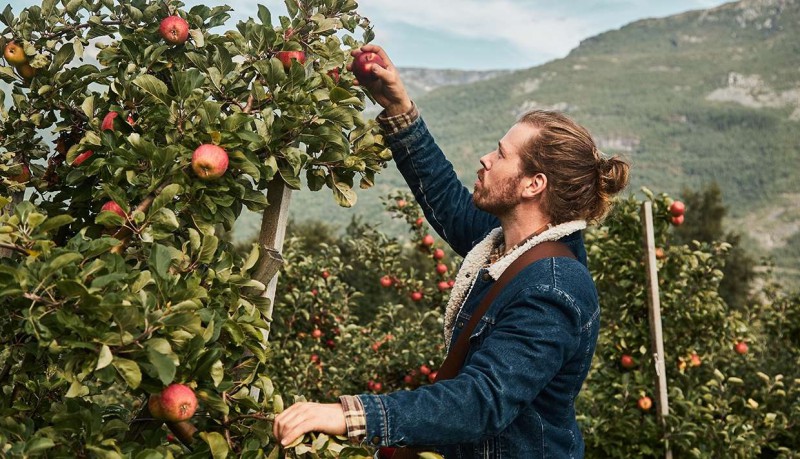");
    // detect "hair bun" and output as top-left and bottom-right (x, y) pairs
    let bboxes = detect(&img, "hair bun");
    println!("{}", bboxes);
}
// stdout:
(599, 155), (630, 195)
